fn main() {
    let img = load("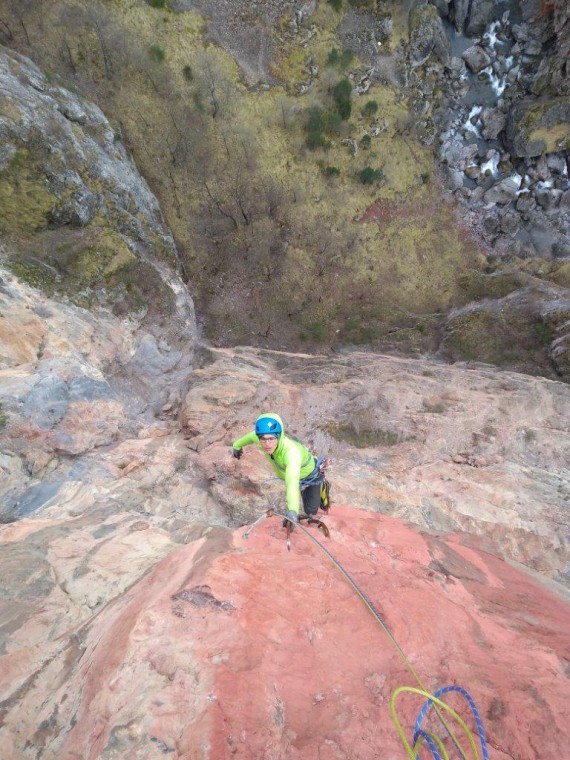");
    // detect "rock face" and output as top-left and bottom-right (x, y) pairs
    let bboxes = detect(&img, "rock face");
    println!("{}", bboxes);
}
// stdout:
(0, 508), (568, 759)
(0, 47), (195, 323)
(1, 277), (570, 758)
(0, 266), (197, 520)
